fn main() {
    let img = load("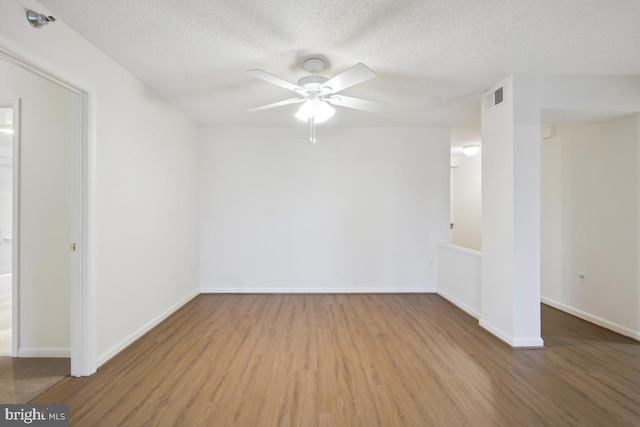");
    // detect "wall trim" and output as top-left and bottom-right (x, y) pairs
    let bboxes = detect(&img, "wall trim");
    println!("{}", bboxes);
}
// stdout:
(541, 297), (640, 341)
(18, 347), (70, 358)
(437, 243), (482, 258)
(478, 319), (544, 348)
(200, 286), (437, 294)
(479, 319), (513, 346)
(512, 337), (545, 348)
(96, 289), (199, 368)
(437, 289), (480, 319)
